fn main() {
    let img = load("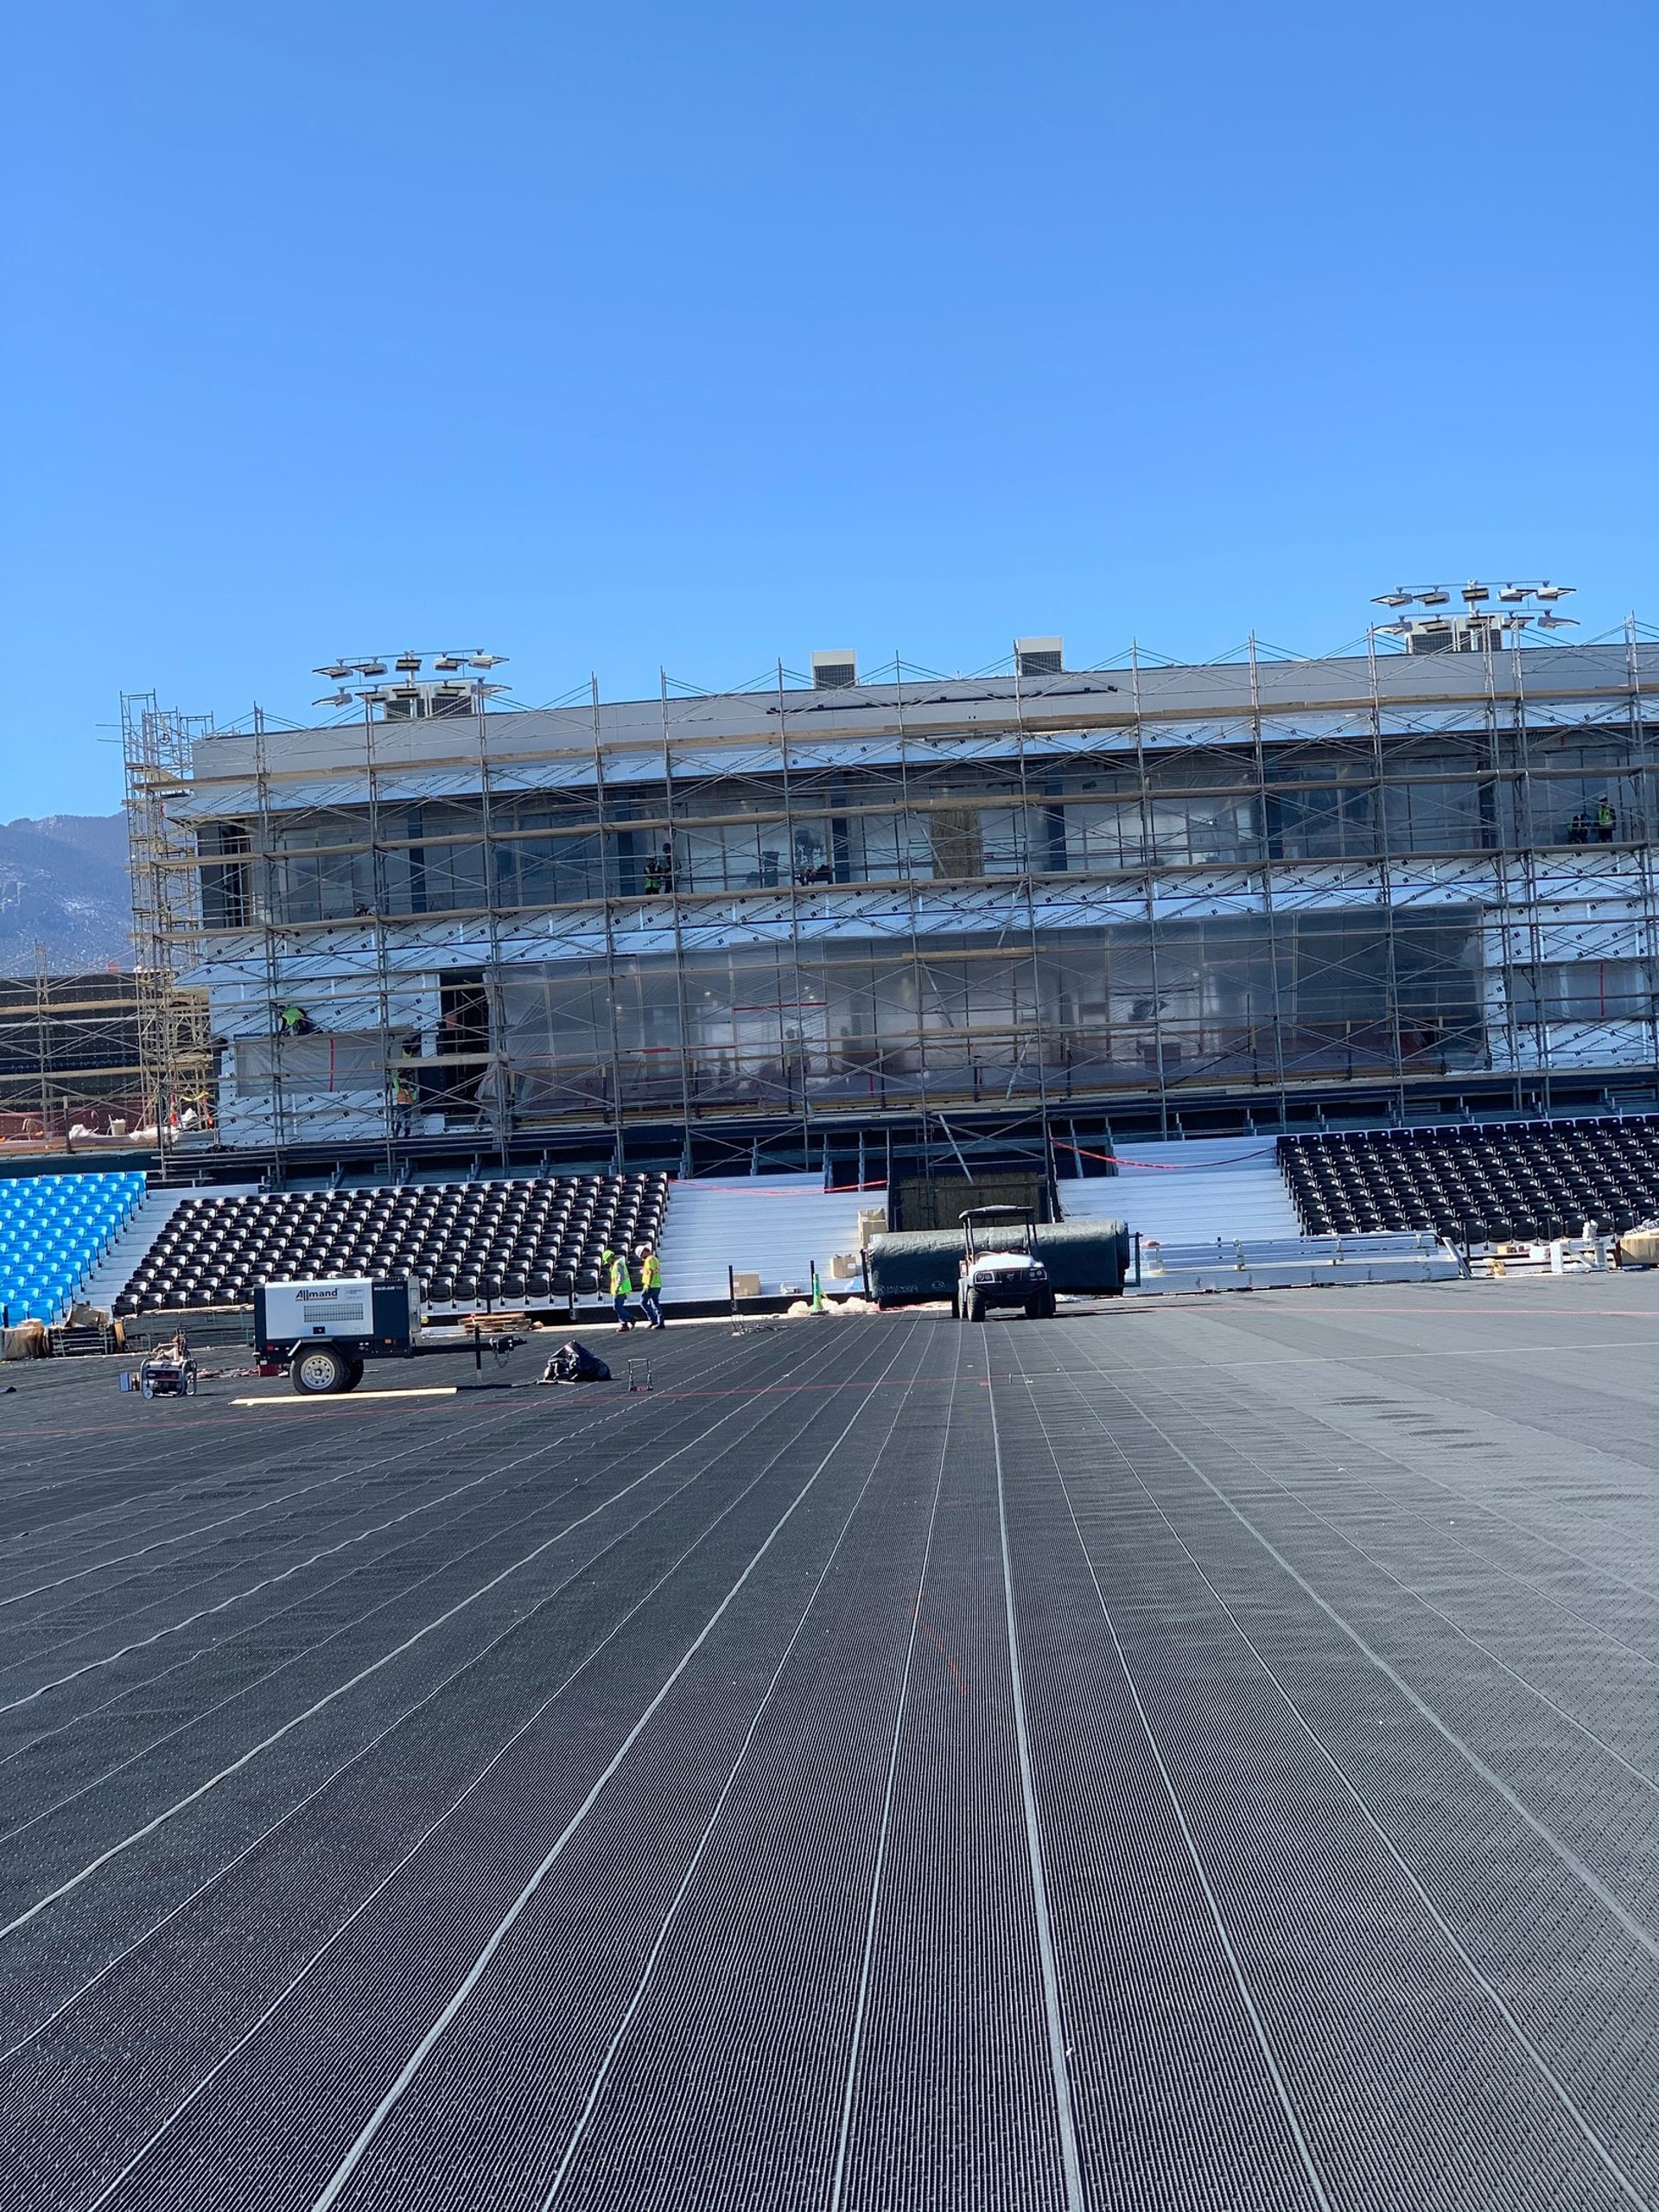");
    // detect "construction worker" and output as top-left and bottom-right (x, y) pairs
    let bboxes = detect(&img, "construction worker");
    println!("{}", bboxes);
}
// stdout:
(637, 1243), (664, 1330)
(1596, 797), (1617, 843)
(609, 1246), (636, 1331)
